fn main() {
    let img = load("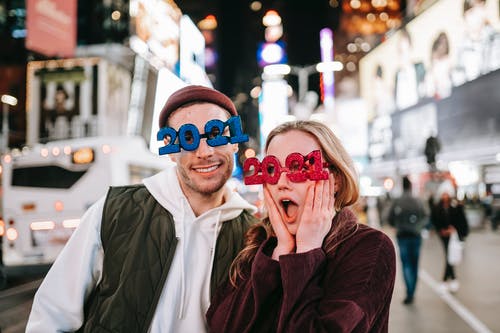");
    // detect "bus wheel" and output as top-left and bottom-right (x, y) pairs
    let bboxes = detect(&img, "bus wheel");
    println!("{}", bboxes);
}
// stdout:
(0, 268), (7, 290)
